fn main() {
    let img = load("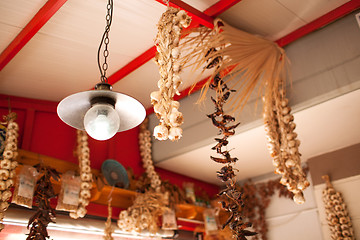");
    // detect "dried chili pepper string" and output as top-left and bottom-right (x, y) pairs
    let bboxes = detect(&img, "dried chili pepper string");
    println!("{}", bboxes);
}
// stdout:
(26, 164), (60, 240)
(206, 53), (256, 239)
